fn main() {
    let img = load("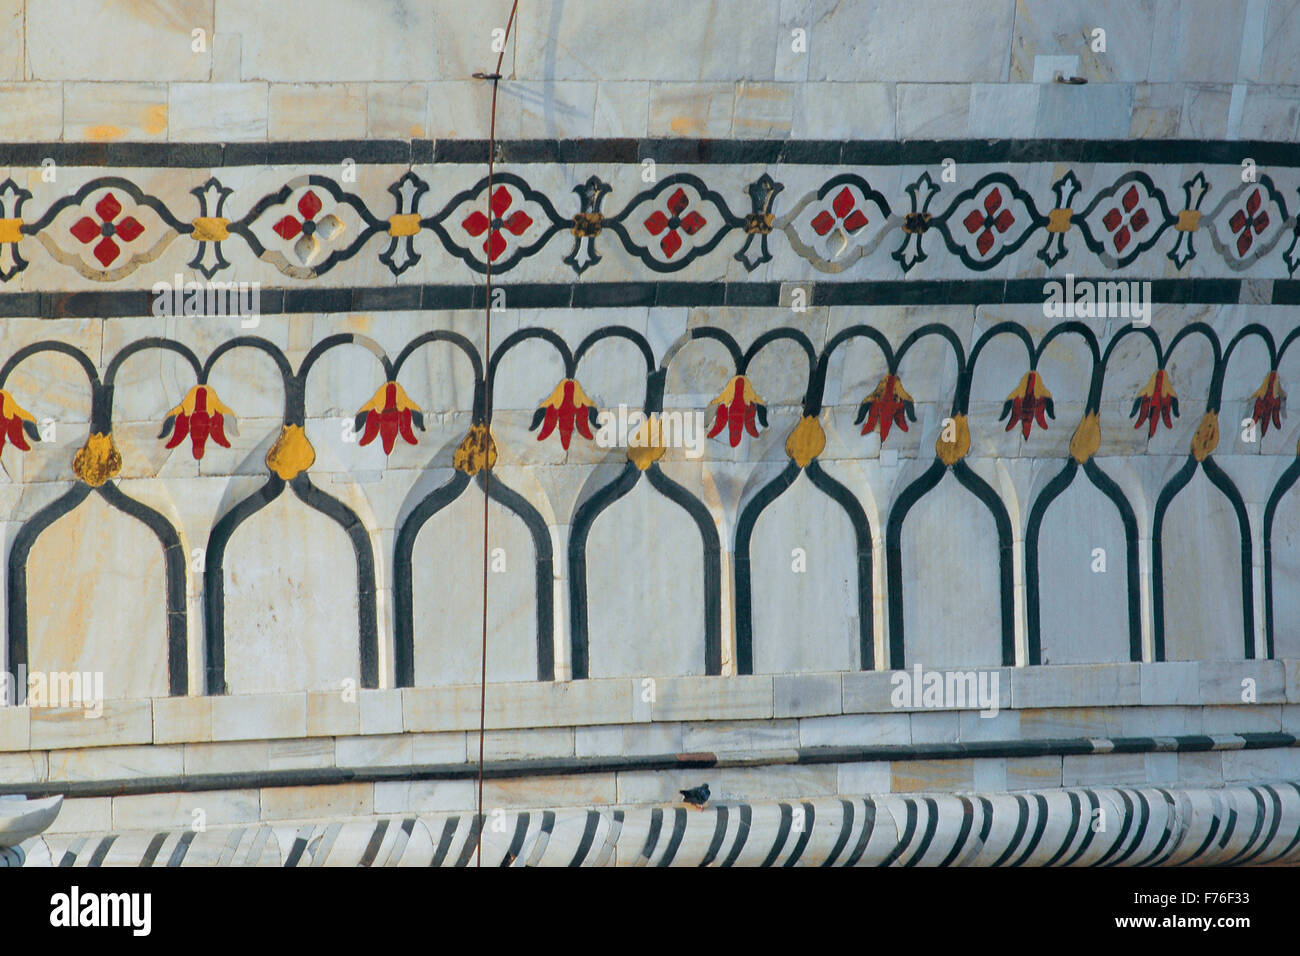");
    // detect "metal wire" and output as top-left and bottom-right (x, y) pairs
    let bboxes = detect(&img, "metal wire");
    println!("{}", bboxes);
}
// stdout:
(476, 0), (521, 868)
